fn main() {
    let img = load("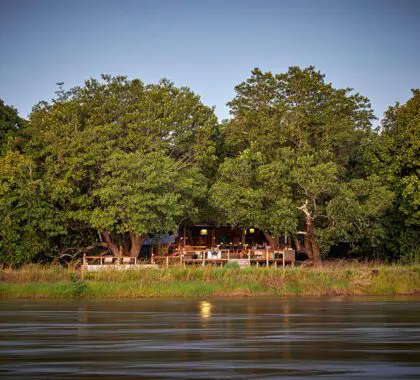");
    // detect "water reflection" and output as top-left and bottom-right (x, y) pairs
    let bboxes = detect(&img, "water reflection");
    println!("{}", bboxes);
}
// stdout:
(199, 301), (212, 319)
(1, 297), (420, 379)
